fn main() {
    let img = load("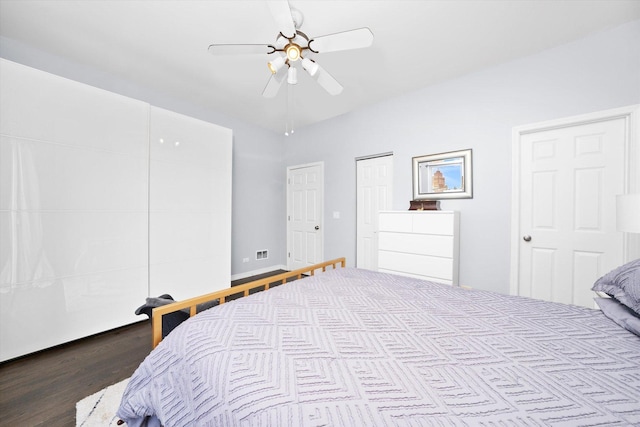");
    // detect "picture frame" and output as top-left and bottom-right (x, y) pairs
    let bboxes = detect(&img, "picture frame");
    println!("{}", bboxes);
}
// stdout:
(412, 149), (473, 200)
